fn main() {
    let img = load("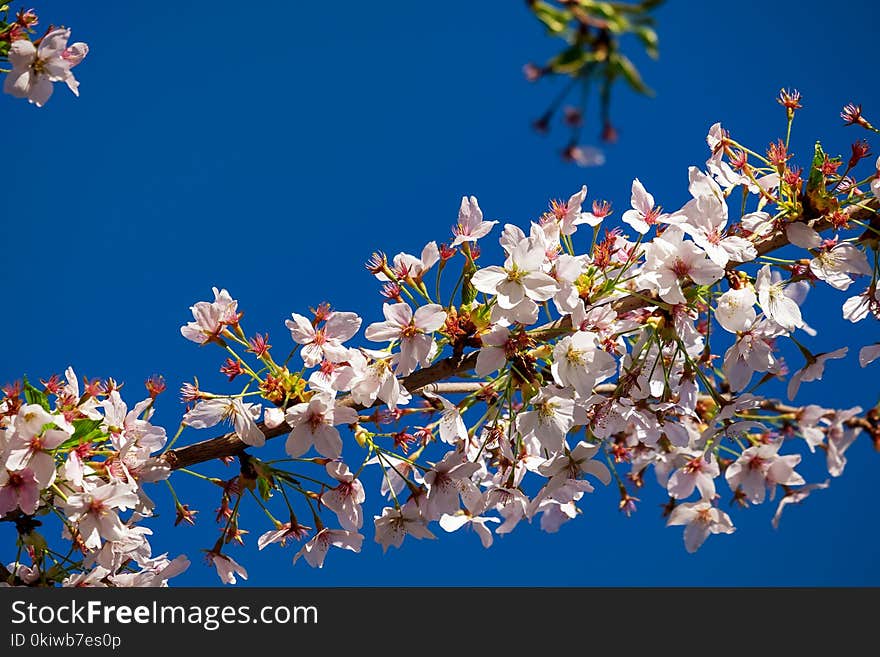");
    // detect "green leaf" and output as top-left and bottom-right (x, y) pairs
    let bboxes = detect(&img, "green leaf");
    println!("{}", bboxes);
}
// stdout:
(806, 141), (826, 194)
(634, 25), (659, 59)
(610, 53), (653, 96)
(57, 419), (105, 451)
(461, 260), (478, 307)
(581, 1), (616, 19)
(473, 302), (493, 326)
(22, 377), (50, 411)
(532, 1), (571, 34)
(257, 476), (273, 502)
(805, 141), (838, 215)
(72, 418), (103, 440)
(593, 4), (630, 32)
(548, 45), (595, 75)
